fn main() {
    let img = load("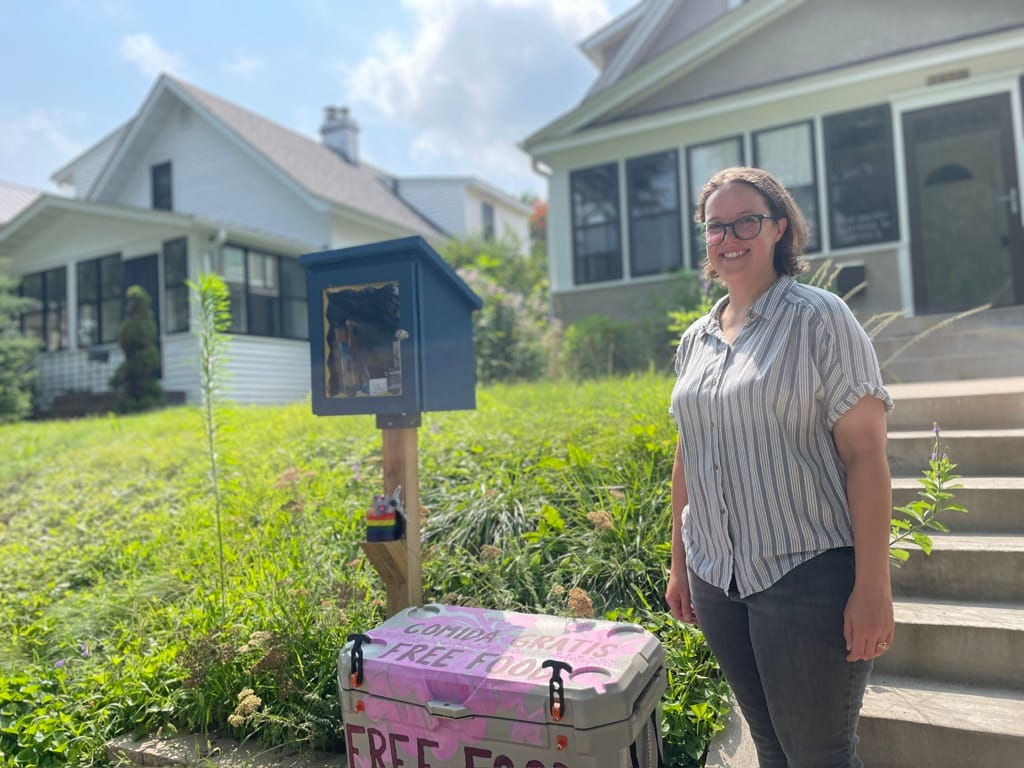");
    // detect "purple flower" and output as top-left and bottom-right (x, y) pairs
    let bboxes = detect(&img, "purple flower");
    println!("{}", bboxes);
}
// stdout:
(79, 643), (90, 658)
(933, 422), (941, 437)
(55, 659), (66, 668)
